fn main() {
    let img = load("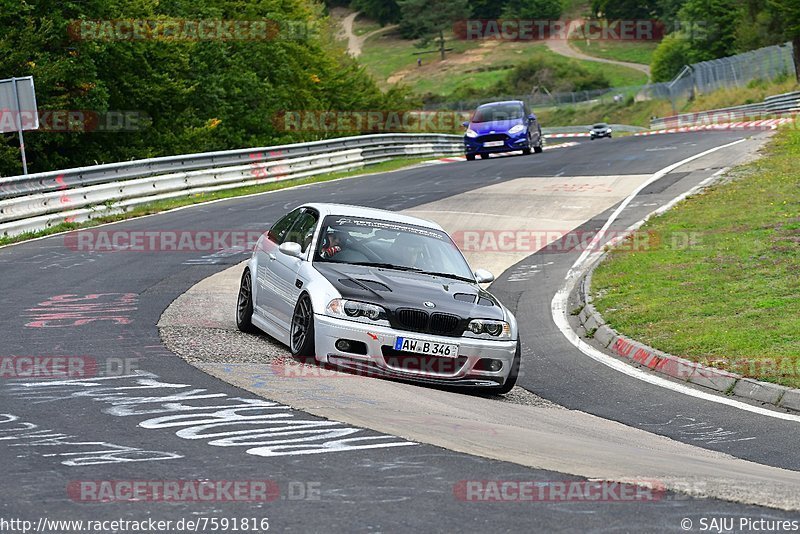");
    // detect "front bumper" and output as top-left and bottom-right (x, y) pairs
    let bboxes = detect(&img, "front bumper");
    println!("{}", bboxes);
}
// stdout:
(464, 132), (529, 155)
(314, 314), (518, 388)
